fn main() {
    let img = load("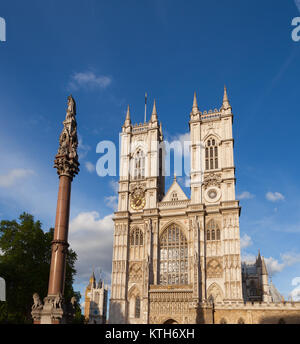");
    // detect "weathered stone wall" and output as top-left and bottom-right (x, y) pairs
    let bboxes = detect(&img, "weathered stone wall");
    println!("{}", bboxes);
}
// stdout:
(213, 302), (300, 324)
